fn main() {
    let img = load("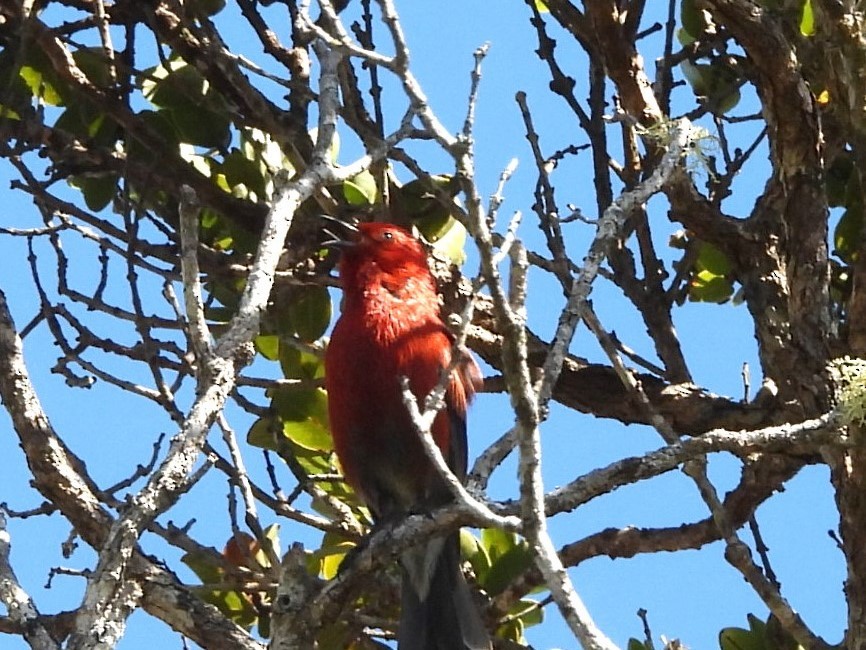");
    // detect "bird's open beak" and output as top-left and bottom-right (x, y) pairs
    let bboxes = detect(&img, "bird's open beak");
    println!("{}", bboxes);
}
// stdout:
(317, 215), (361, 249)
